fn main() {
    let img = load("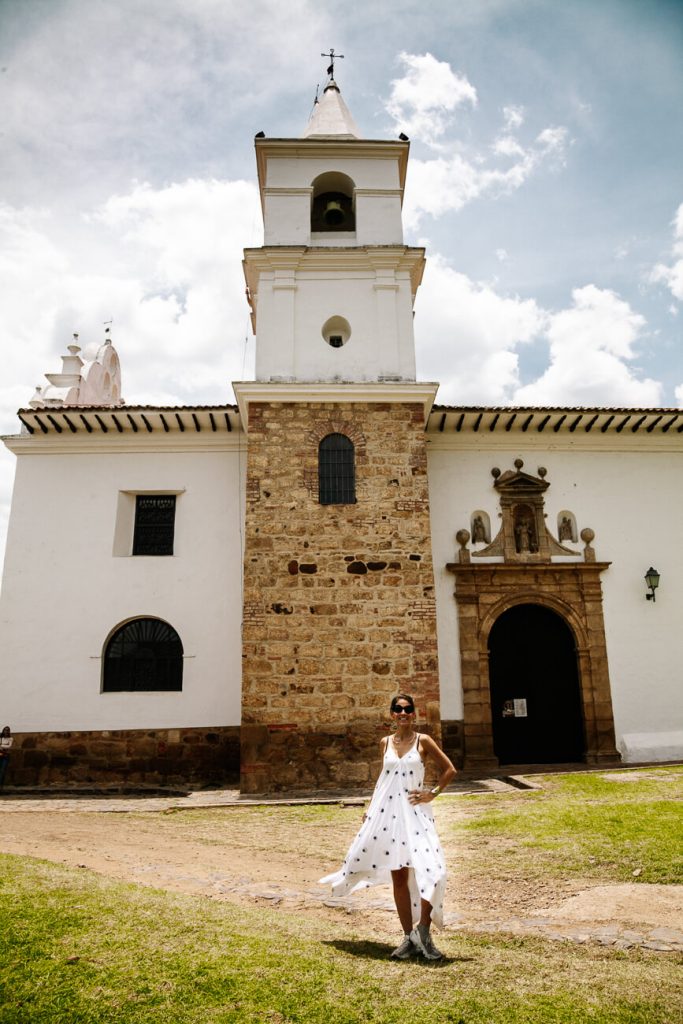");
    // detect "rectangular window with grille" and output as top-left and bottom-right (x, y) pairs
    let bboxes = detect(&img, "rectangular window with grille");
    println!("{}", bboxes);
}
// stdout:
(132, 495), (176, 555)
